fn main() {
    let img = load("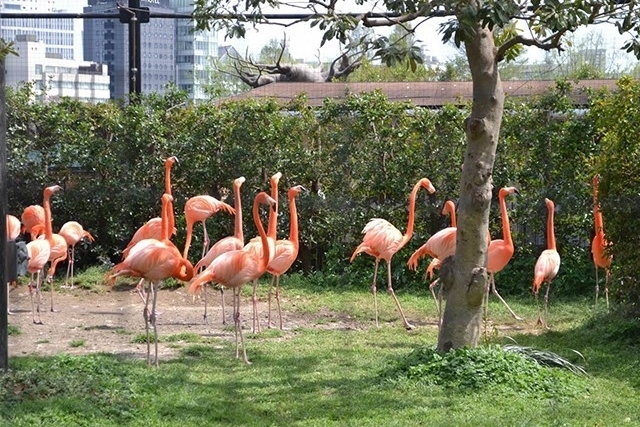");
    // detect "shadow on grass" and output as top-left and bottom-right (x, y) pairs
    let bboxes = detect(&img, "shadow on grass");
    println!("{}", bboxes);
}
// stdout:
(499, 307), (640, 389)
